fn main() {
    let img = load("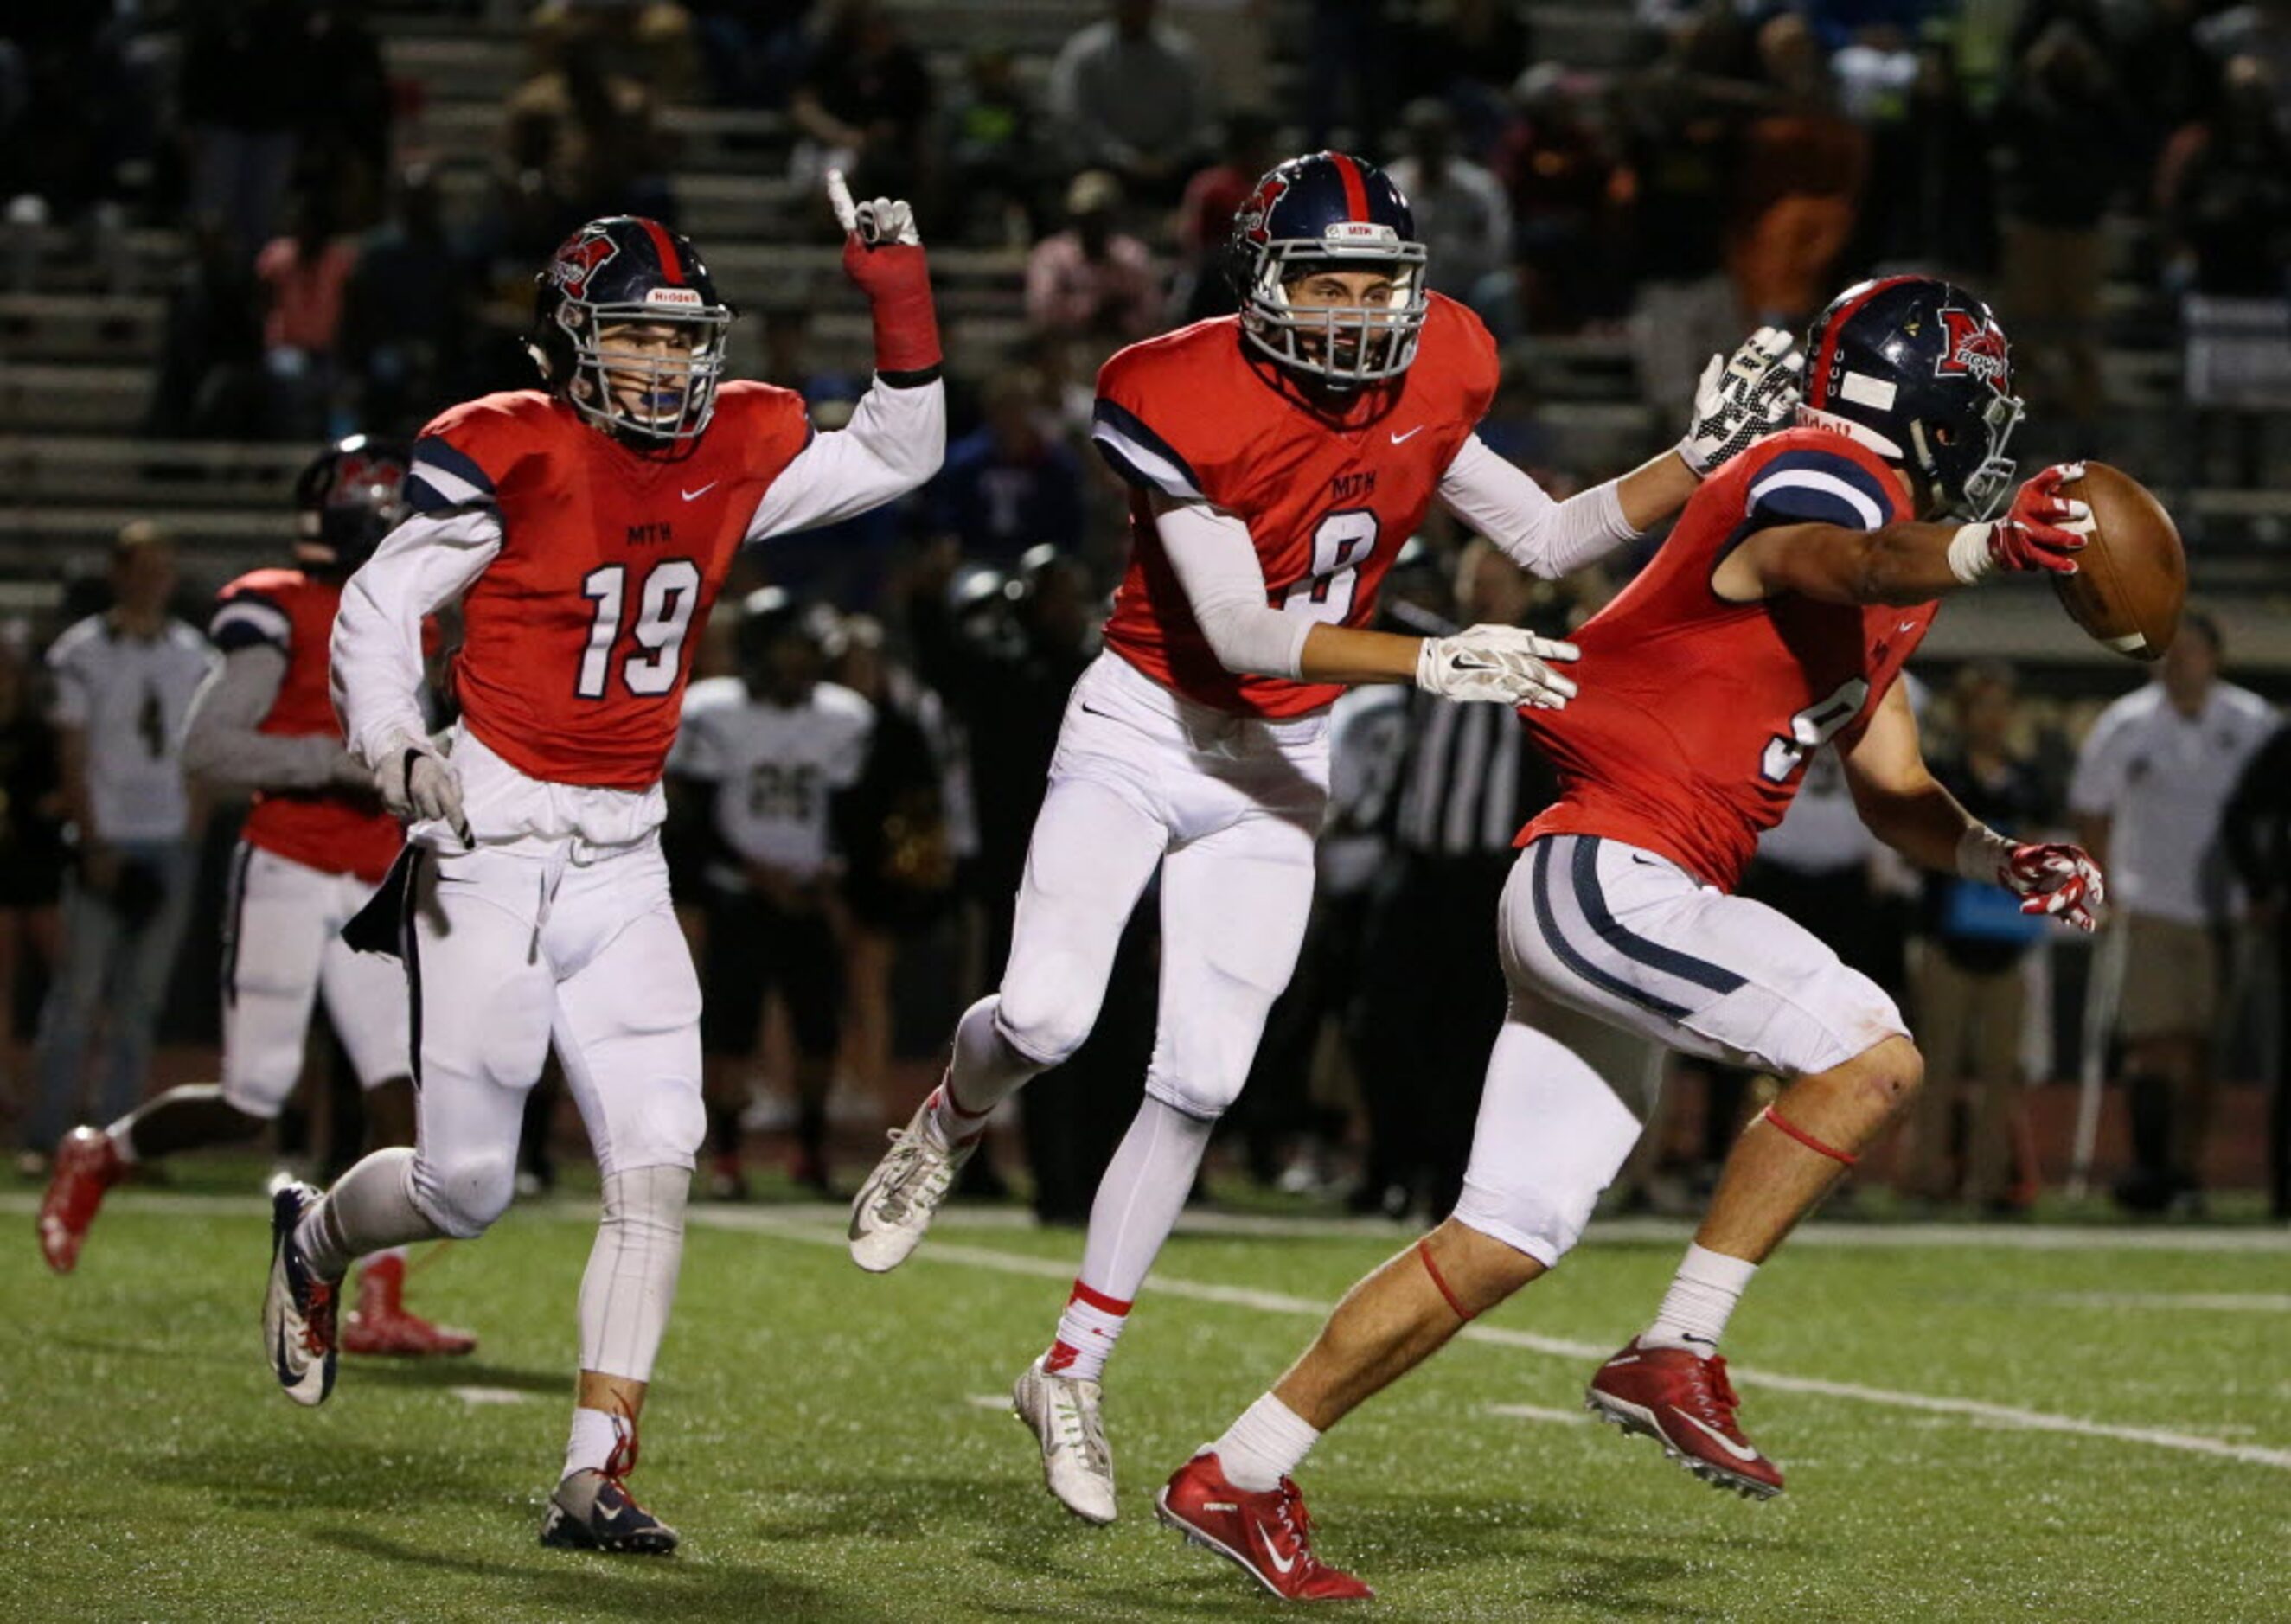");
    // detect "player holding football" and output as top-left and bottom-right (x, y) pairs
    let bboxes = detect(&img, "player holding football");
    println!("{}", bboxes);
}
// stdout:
(37, 439), (473, 1356)
(260, 178), (942, 1555)
(844, 150), (1804, 1525)
(1157, 275), (2109, 1600)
